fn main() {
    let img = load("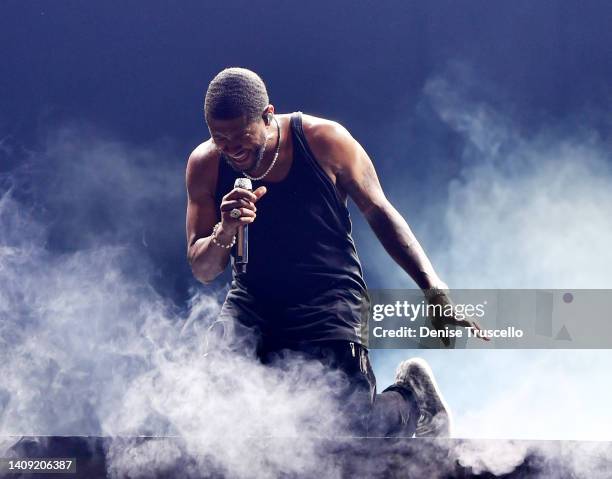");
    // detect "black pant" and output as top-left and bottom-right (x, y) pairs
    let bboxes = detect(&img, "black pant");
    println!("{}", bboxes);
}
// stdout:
(257, 340), (419, 437)
(215, 290), (419, 437)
